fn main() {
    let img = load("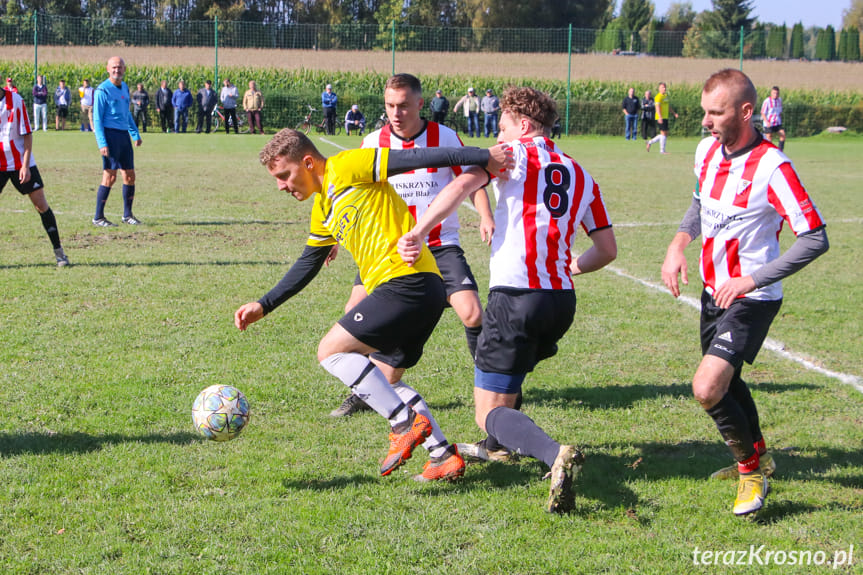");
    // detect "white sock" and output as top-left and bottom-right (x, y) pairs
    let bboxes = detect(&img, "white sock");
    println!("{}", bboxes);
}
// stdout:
(392, 381), (449, 458)
(660, 134), (667, 153)
(320, 353), (409, 428)
(648, 134), (660, 145)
